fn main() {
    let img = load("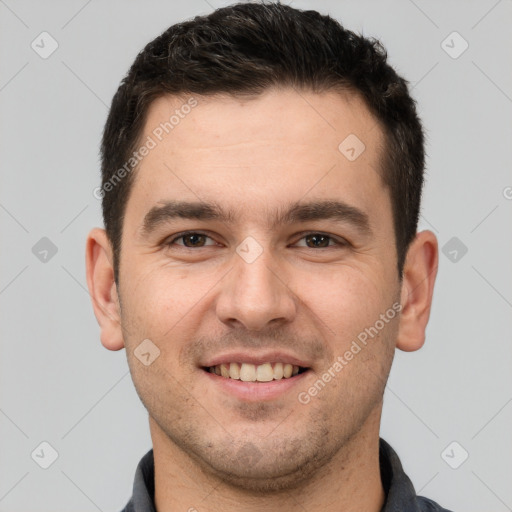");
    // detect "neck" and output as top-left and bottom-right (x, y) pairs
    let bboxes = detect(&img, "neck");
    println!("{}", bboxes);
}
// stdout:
(151, 408), (385, 512)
